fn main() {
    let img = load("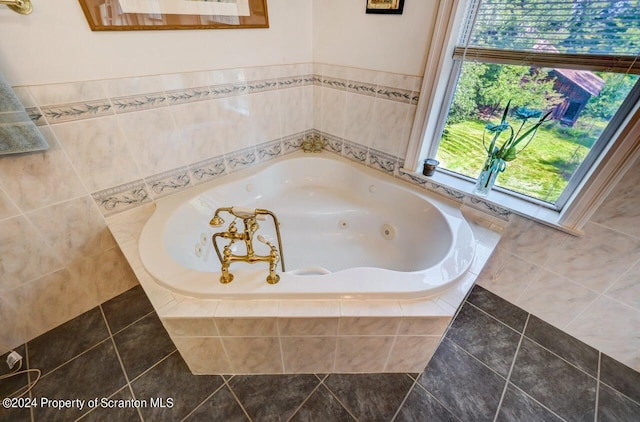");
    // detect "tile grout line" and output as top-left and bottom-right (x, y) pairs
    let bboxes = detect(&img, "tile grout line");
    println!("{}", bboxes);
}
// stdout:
(26, 342), (35, 422)
(125, 348), (178, 386)
(28, 337), (112, 385)
(389, 376), (420, 422)
(108, 309), (156, 337)
(97, 304), (145, 422)
(178, 382), (227, 422)
(493, 314), (530, 422)
(317, 377), (360, 421)
(466, 300), (602, 381)
(508, 381), (568, 421)
(223, 378), (254, 422)
(405, 381), (465, 422)
(285, 378), (324, 422)
(594, 352), (601, 422)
